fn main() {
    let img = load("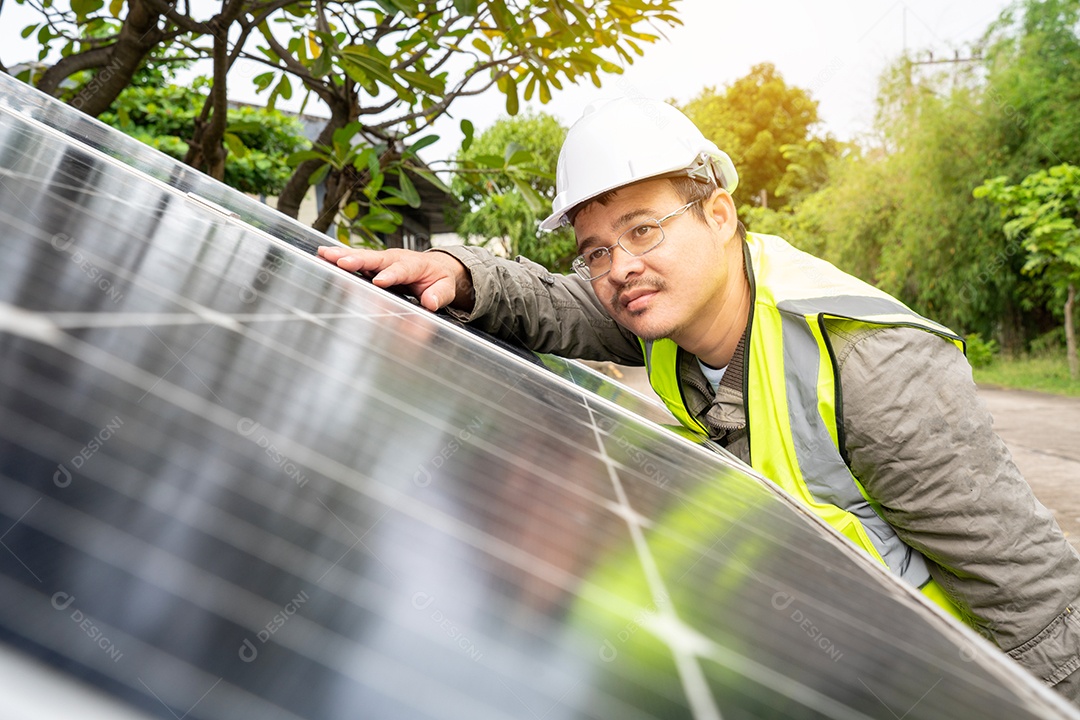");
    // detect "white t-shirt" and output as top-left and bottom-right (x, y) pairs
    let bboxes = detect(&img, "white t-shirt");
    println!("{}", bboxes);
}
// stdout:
(698, 359), (727, 392)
